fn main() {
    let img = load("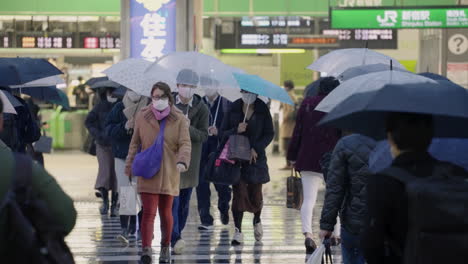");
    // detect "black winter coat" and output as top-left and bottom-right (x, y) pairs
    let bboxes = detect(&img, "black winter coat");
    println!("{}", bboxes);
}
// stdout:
(105, 102), (132, 159)
(85, 94), (118, 146)
(320, 134), (376, 235)
(220, 98), (274, 182)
